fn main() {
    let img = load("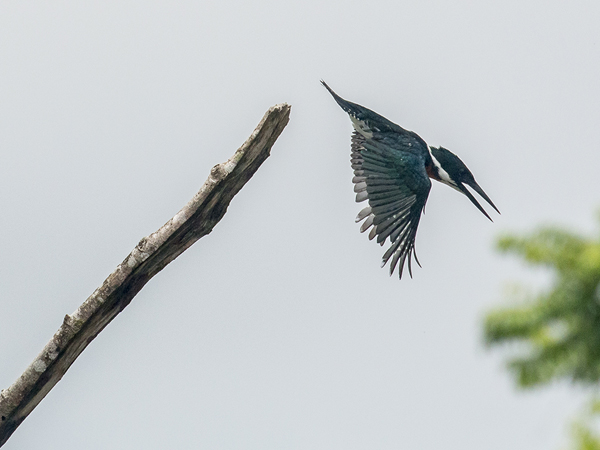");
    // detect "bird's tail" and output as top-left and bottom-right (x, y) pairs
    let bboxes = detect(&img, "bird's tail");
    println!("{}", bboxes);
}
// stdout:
(320, 80), (363, 117)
